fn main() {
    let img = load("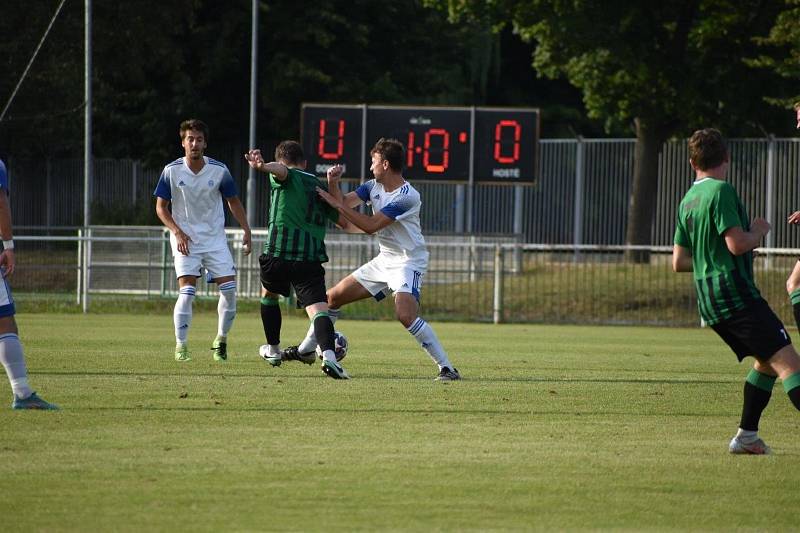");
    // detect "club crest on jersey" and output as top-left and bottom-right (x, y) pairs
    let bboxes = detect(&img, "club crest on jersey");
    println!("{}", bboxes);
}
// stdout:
(208, 180), (215, 187)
